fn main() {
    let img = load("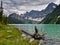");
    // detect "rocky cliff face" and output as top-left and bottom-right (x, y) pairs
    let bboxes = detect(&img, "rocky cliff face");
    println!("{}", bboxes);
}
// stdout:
(40, 5), (60, 24)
